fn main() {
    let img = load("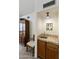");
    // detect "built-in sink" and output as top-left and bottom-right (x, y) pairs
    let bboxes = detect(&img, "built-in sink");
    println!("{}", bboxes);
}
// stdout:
(39, 33), (48, 39)
(40, 36), (47, 39)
